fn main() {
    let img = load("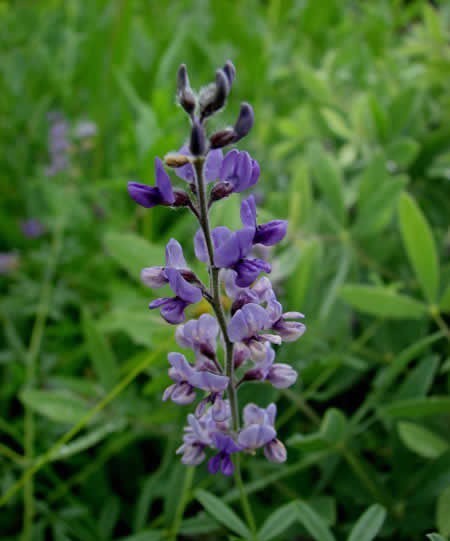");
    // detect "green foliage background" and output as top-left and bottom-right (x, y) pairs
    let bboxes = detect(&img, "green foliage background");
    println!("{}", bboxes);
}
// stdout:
(1, 1), (450, 540)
